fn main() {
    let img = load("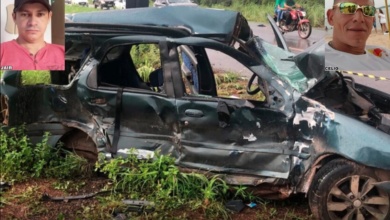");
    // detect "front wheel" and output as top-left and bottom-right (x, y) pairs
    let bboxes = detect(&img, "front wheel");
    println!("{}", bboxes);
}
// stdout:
(309, 159), (390, 220)
(298, 22), (311, 39)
